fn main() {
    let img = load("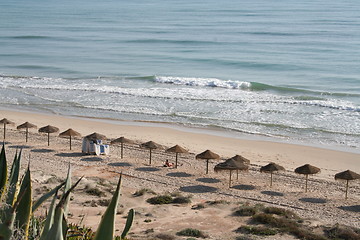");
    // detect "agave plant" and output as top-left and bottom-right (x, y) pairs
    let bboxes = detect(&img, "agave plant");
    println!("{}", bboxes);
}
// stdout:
(0, 144), (134, 240)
